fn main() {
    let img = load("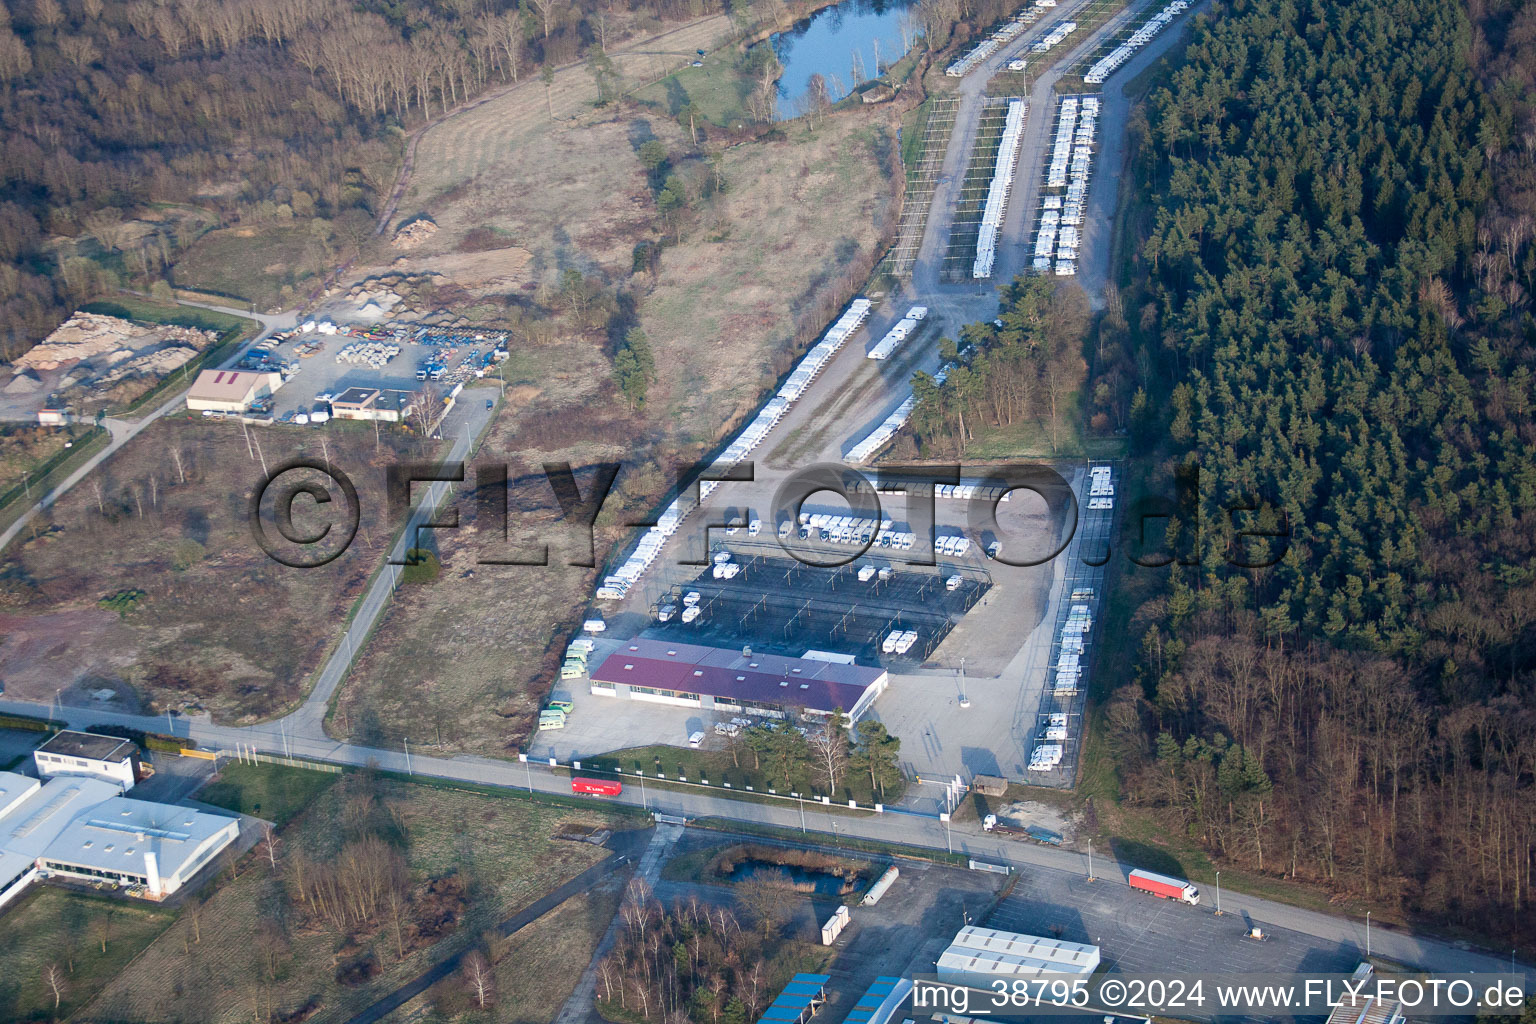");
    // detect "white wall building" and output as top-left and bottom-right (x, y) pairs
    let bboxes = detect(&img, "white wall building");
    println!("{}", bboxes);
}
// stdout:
(0, 770), (240, 909)
(936, 926), (1101, 985)
(34, 730), (139, 791)
(0, 773), (121, 910)
(37, 797), (239, 899)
